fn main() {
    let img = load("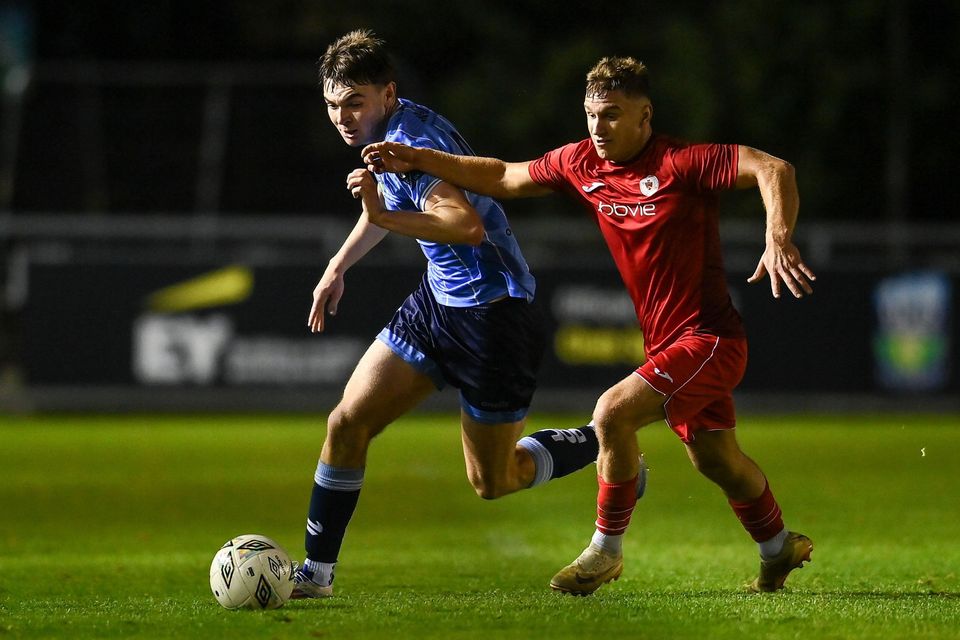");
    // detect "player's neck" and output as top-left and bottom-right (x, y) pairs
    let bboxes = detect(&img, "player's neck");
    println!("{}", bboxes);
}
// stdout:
(374, 99), (401, 142)
(384, 98), (400, 121)
(612, 129), (654, 166)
